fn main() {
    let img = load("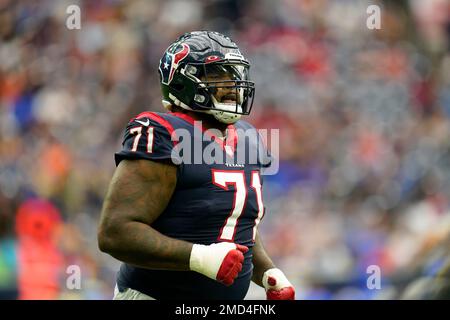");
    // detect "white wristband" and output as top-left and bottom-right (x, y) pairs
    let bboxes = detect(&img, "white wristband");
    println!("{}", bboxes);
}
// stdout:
(189, 243), (237, 280)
